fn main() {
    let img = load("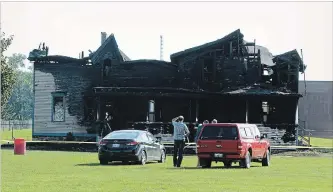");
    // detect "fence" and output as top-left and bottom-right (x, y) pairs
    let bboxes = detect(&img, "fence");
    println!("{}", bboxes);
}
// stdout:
(1, 120), (32, 131)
